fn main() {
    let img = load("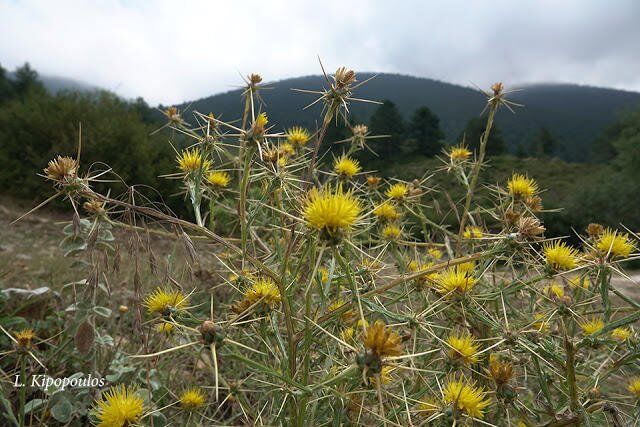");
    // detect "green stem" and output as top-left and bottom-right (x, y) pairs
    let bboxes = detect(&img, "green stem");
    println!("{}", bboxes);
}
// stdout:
(19, 356), (26, 427)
